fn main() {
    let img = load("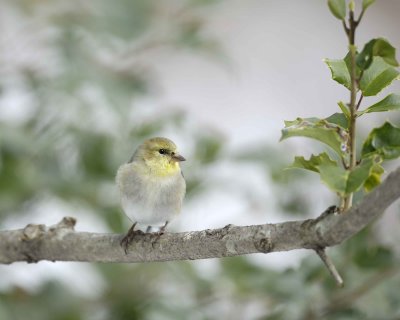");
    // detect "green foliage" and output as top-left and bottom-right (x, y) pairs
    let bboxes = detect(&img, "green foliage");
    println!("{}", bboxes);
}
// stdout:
(325, 55), (399, 97)
(325, 112), (349, 128)
(282, 0), (400, 203)
(362, 122), (400, 160)
(324, 58), (351, 89)
(327, 0), (346, 20)
(288, 152), (383, 195)
(281, 117), (347, 156)
(338, 101), (351, 119)
(359, 57), (399, 96)
(359, 93), (400, 114)
(317, 156), (380, 195)
(357, 38), (399, 70)
(362, 0), (376, 10)
(363, 161), (384, 192)
(289, 153), (337, 173)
